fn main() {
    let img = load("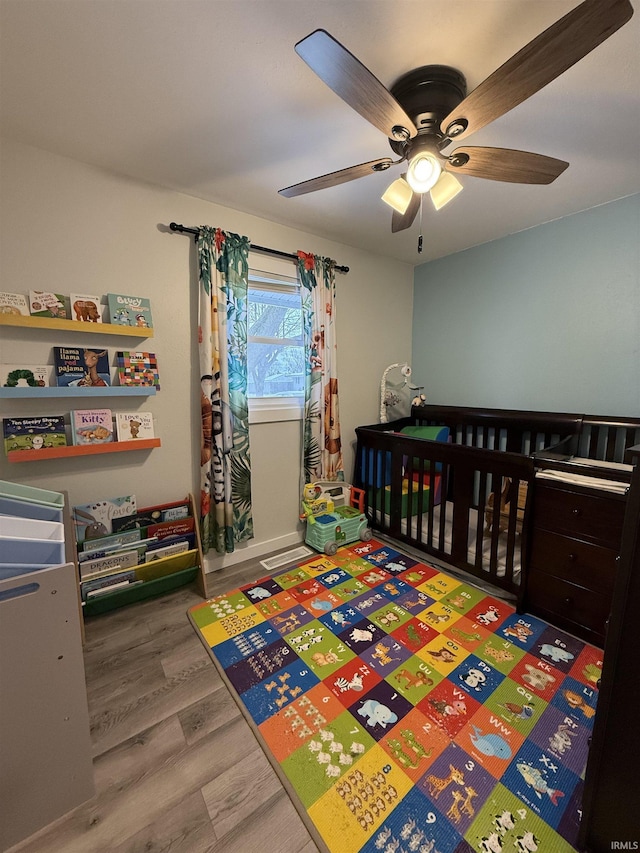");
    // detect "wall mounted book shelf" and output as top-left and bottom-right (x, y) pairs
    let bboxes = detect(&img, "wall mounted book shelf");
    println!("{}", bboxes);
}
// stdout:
(7, 438), (161, 463)
(0, 386), (156, 399)
(0, 314), (153, 338)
